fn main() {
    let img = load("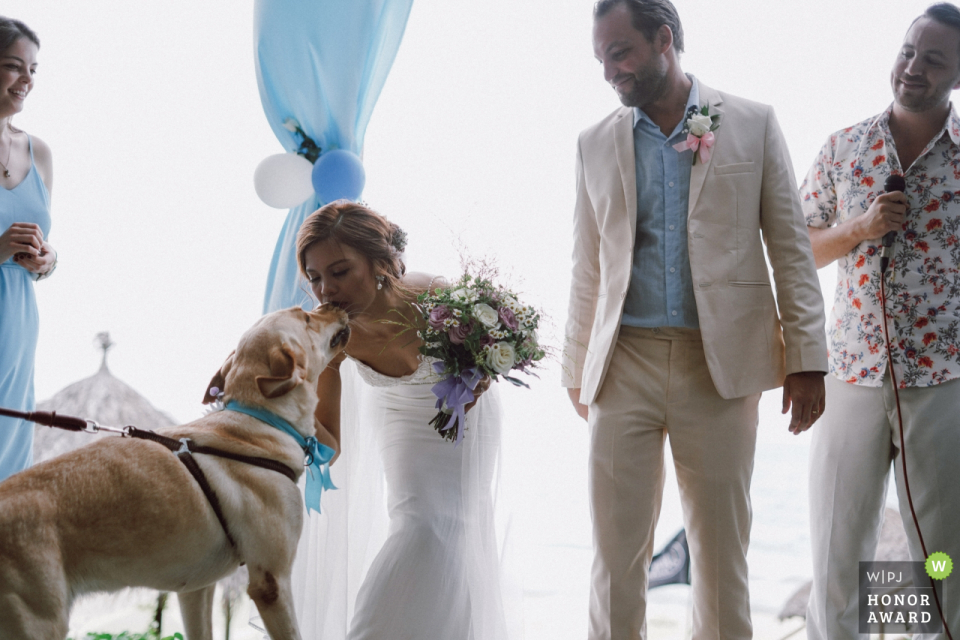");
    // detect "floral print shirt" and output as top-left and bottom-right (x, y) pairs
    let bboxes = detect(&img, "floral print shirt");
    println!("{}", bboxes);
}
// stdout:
(801, 105), (960, 388)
